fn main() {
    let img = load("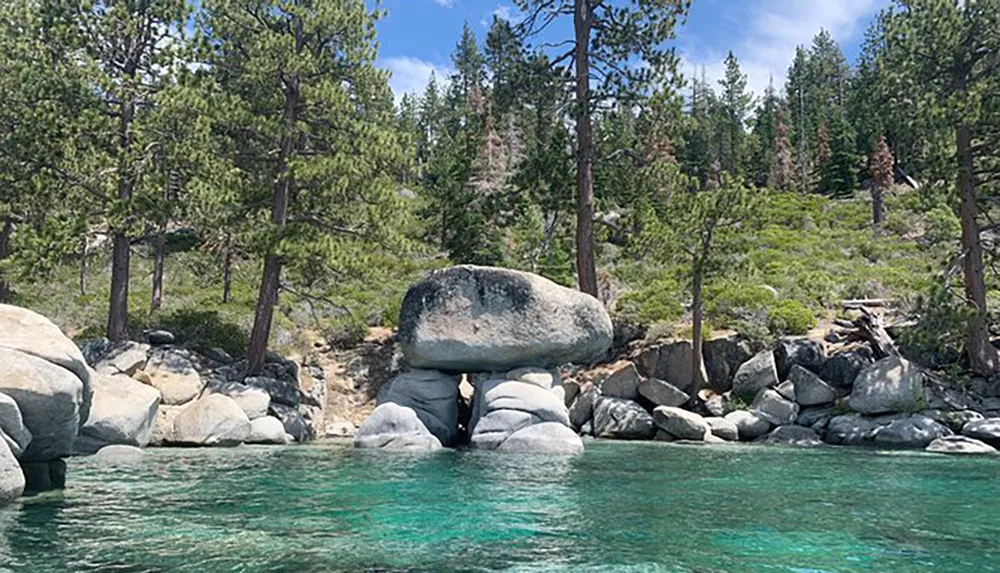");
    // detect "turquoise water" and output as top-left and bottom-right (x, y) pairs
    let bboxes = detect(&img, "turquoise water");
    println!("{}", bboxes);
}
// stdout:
(1, 441), (998, 572)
